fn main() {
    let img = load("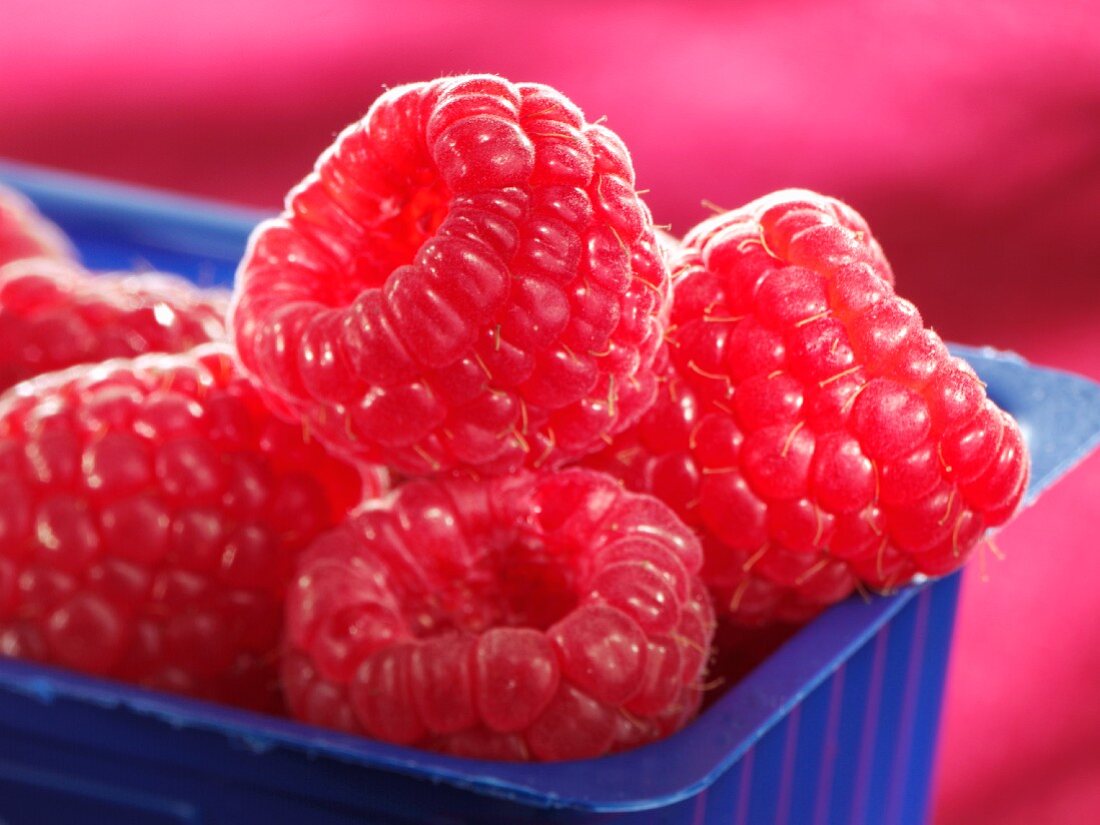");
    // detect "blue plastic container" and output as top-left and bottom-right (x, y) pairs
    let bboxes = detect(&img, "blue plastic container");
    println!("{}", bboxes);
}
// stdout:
(1, 161), (1098, 825)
